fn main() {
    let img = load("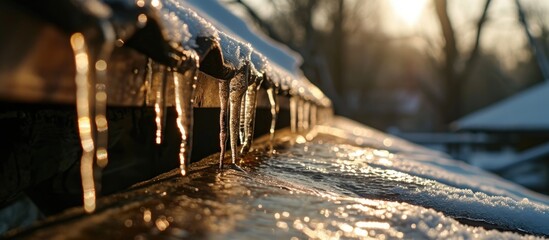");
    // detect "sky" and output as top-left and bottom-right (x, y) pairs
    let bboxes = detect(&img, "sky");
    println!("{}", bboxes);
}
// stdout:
(228, 0), (549, 71)
(380, 0), (549, 72)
